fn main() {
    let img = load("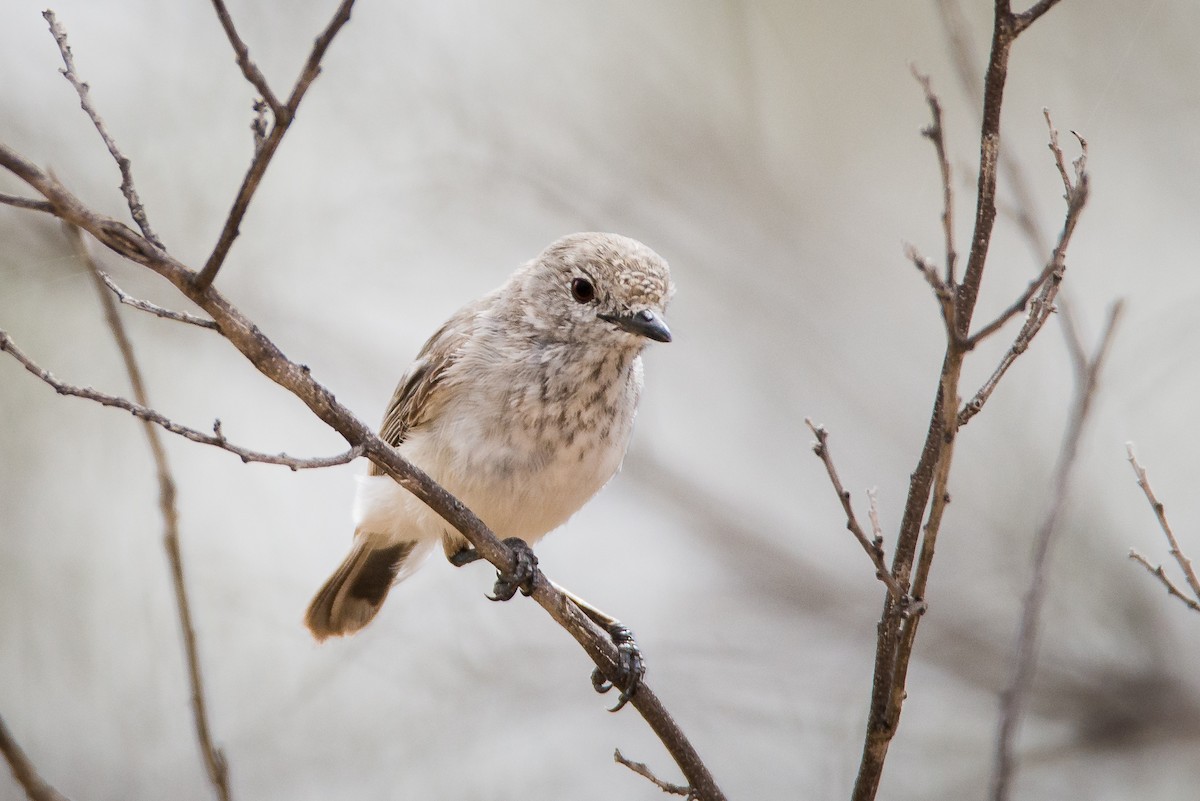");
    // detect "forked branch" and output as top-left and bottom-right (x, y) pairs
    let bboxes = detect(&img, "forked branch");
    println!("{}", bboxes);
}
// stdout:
(1126, 444), (1200, 612)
